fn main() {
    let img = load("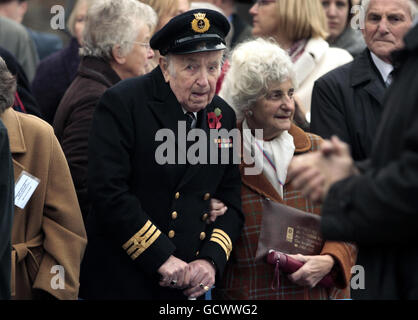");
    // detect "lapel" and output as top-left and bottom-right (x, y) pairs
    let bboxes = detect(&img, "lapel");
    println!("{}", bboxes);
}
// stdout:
(148, 67), (187, 140)
(239, 123), (312, 204)
(0, 108), (27, 180)
(351, 49), (386, 106)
